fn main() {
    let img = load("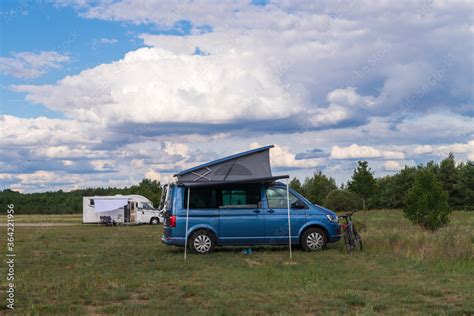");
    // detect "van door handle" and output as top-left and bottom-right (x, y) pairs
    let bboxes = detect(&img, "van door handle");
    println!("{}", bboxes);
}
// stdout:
(267, 209), (275, 213)
(253, 209), (261, 213)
